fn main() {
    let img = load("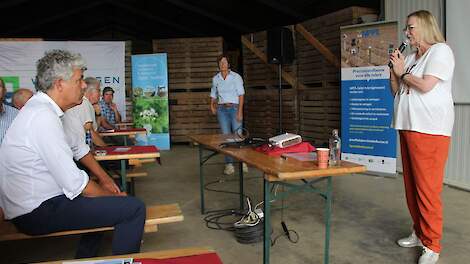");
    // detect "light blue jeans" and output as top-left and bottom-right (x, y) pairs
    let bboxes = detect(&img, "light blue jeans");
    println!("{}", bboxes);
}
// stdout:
(217, 104), (242, 164)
